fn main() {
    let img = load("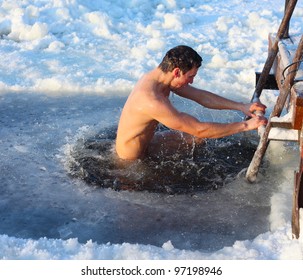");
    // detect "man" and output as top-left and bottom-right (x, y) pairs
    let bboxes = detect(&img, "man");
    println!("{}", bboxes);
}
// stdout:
(116, 45), (267, 160)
